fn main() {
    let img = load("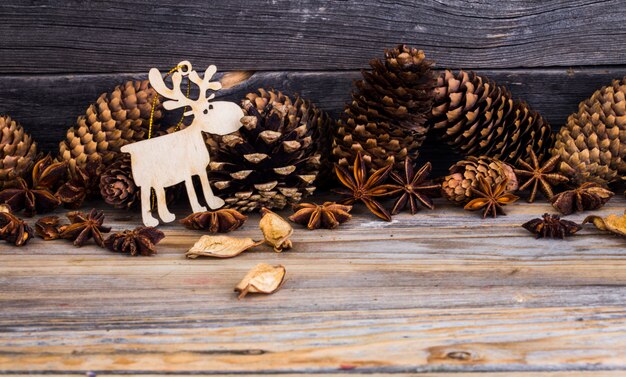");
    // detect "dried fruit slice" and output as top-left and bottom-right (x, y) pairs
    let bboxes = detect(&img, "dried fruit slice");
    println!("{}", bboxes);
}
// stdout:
(235, 263), (286, 299)
(583, 210), (626, 237)
(259, 208), (293, 252)
(186, 235), (262, 259)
